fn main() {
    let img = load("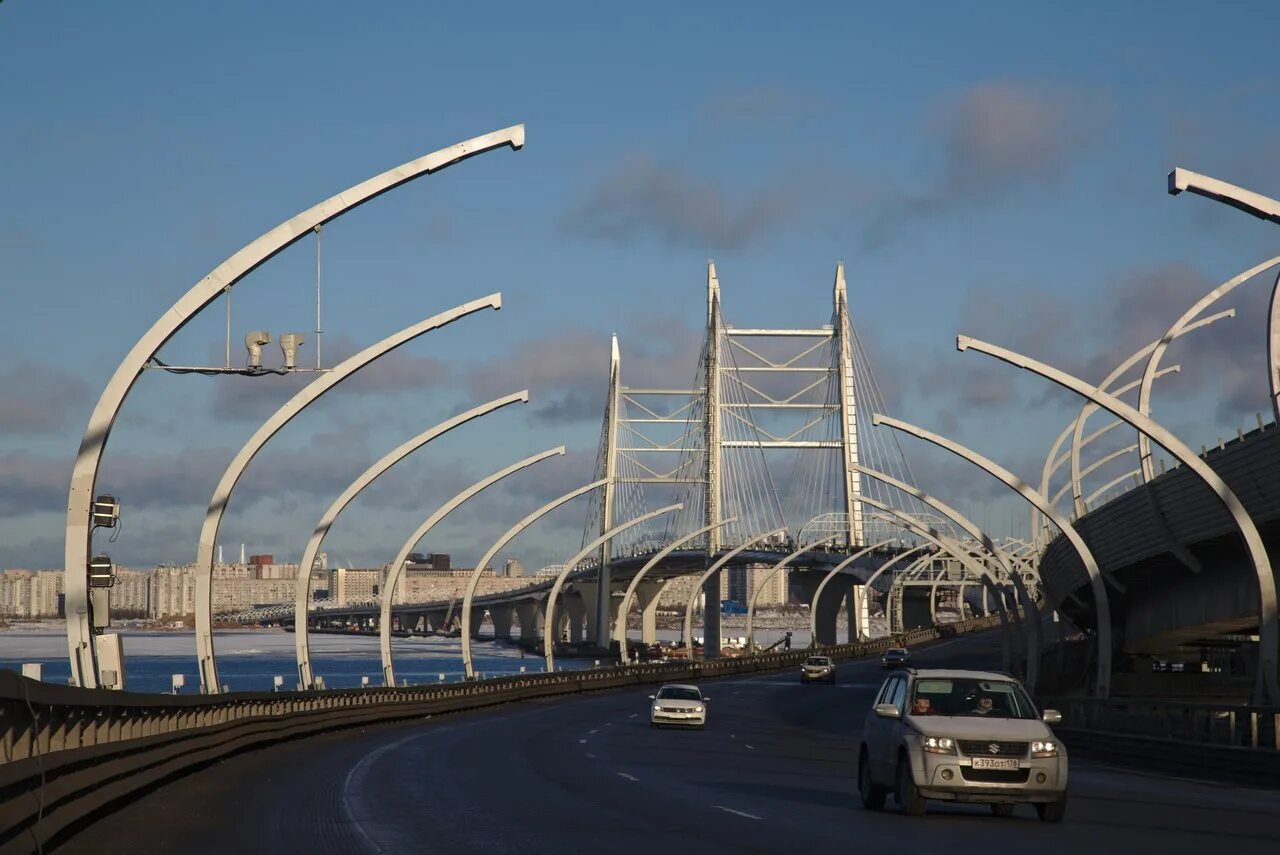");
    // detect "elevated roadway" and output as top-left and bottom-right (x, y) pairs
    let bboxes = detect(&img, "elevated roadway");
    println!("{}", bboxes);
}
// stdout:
(71, 632), (1280, 854)
(1041, 422), (1280, 675)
